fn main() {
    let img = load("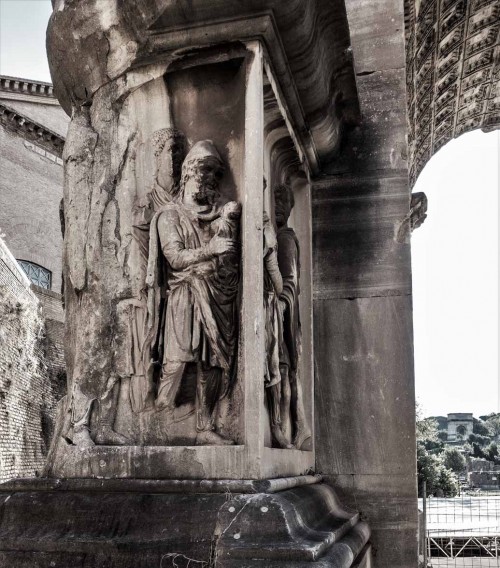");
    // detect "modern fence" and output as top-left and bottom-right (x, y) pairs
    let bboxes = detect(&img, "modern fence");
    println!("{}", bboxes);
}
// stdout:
(420, 489), (500, 567)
